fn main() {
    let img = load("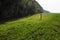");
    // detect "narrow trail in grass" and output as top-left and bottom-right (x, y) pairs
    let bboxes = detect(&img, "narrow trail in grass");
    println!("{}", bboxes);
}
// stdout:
(0, 13), (55, 30)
